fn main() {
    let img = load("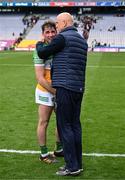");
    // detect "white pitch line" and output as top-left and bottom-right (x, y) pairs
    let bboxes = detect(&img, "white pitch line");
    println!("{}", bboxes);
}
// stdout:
(0, 149), (125, 157)
(0, 64), (33, 67)
(0, 52), (29, 55)
(88, 65), (125, 69)
(0, 149), (40, 154)
(83, 153), (125, 157)
(0, 64), (125, 68)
